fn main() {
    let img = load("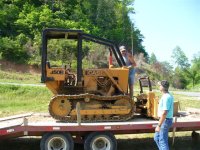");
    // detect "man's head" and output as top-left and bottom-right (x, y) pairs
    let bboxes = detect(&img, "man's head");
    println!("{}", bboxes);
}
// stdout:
(158, 80), (170, 92)
(119, 46), (126, 55)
